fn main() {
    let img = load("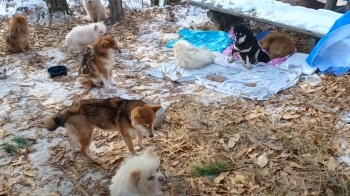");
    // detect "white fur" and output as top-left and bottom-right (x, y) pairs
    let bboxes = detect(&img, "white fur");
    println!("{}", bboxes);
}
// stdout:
(63, 22), (106, 54)
(173, 40), (215, 69)
(82, 0), (108, 22)
(237, 34), (246, 44)
(109, 147), (165, 196)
